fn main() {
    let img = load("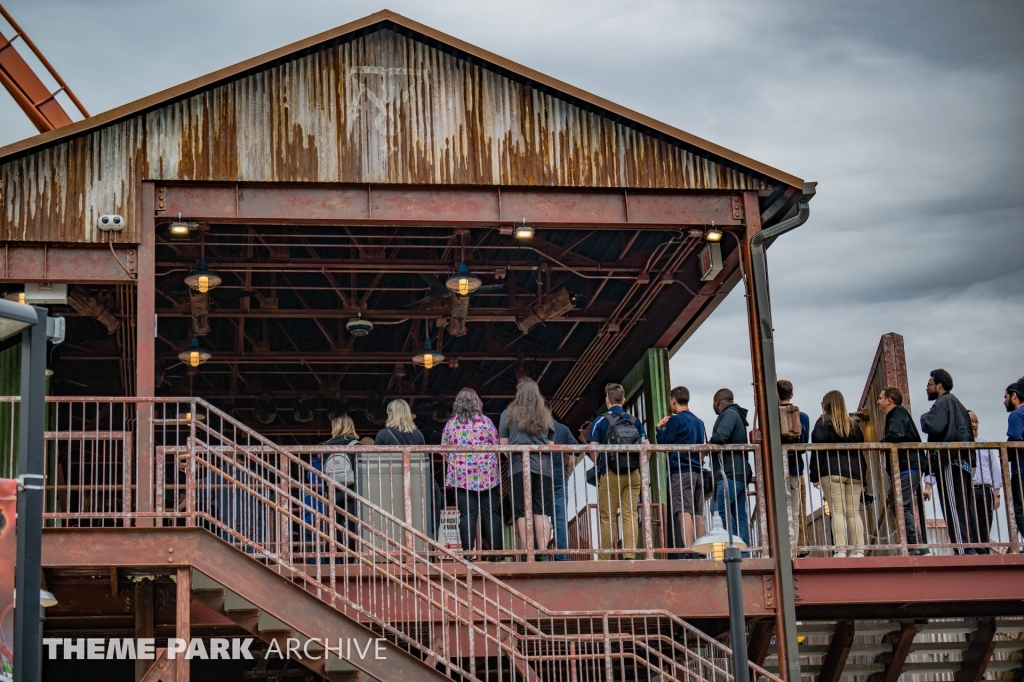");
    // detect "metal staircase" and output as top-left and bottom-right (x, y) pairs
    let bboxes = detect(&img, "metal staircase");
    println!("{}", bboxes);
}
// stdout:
(30, 396), (778, 682)
(762, 619), (1024, 679)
